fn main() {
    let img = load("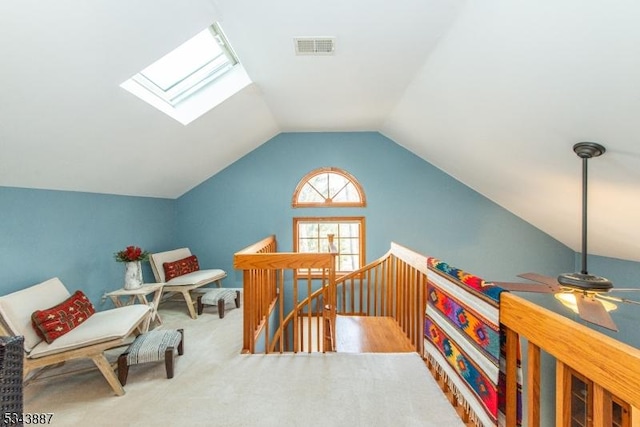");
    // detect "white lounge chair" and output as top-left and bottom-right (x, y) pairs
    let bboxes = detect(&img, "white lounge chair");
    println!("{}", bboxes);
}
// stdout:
(0, 278), (150, 396)
(149, 248), (226, 319)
